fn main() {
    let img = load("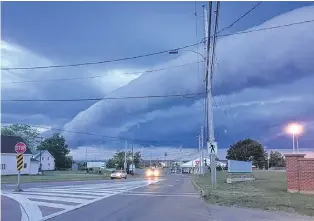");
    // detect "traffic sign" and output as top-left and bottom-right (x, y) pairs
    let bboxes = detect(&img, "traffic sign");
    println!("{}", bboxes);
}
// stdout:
(15, 142), (27, 154)
(17, 154), (23, 171)
(208, 142), (218, 155)
(195, 160), (200, 165)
